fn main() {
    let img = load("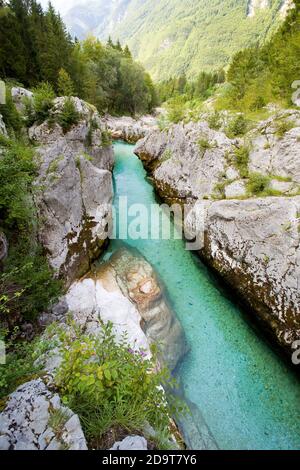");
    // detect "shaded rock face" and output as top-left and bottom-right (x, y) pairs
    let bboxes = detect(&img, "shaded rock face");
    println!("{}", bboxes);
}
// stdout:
(65, 247), (187, 371)
(199, 197), (300, 352)
(0, 113), (7, 136)
(29, 97), (114, 284)
(105, 114), (158, 143)
(135, 111), (300, 354)
(0, 379), (87, 450)
(0, 231), (8, 265)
